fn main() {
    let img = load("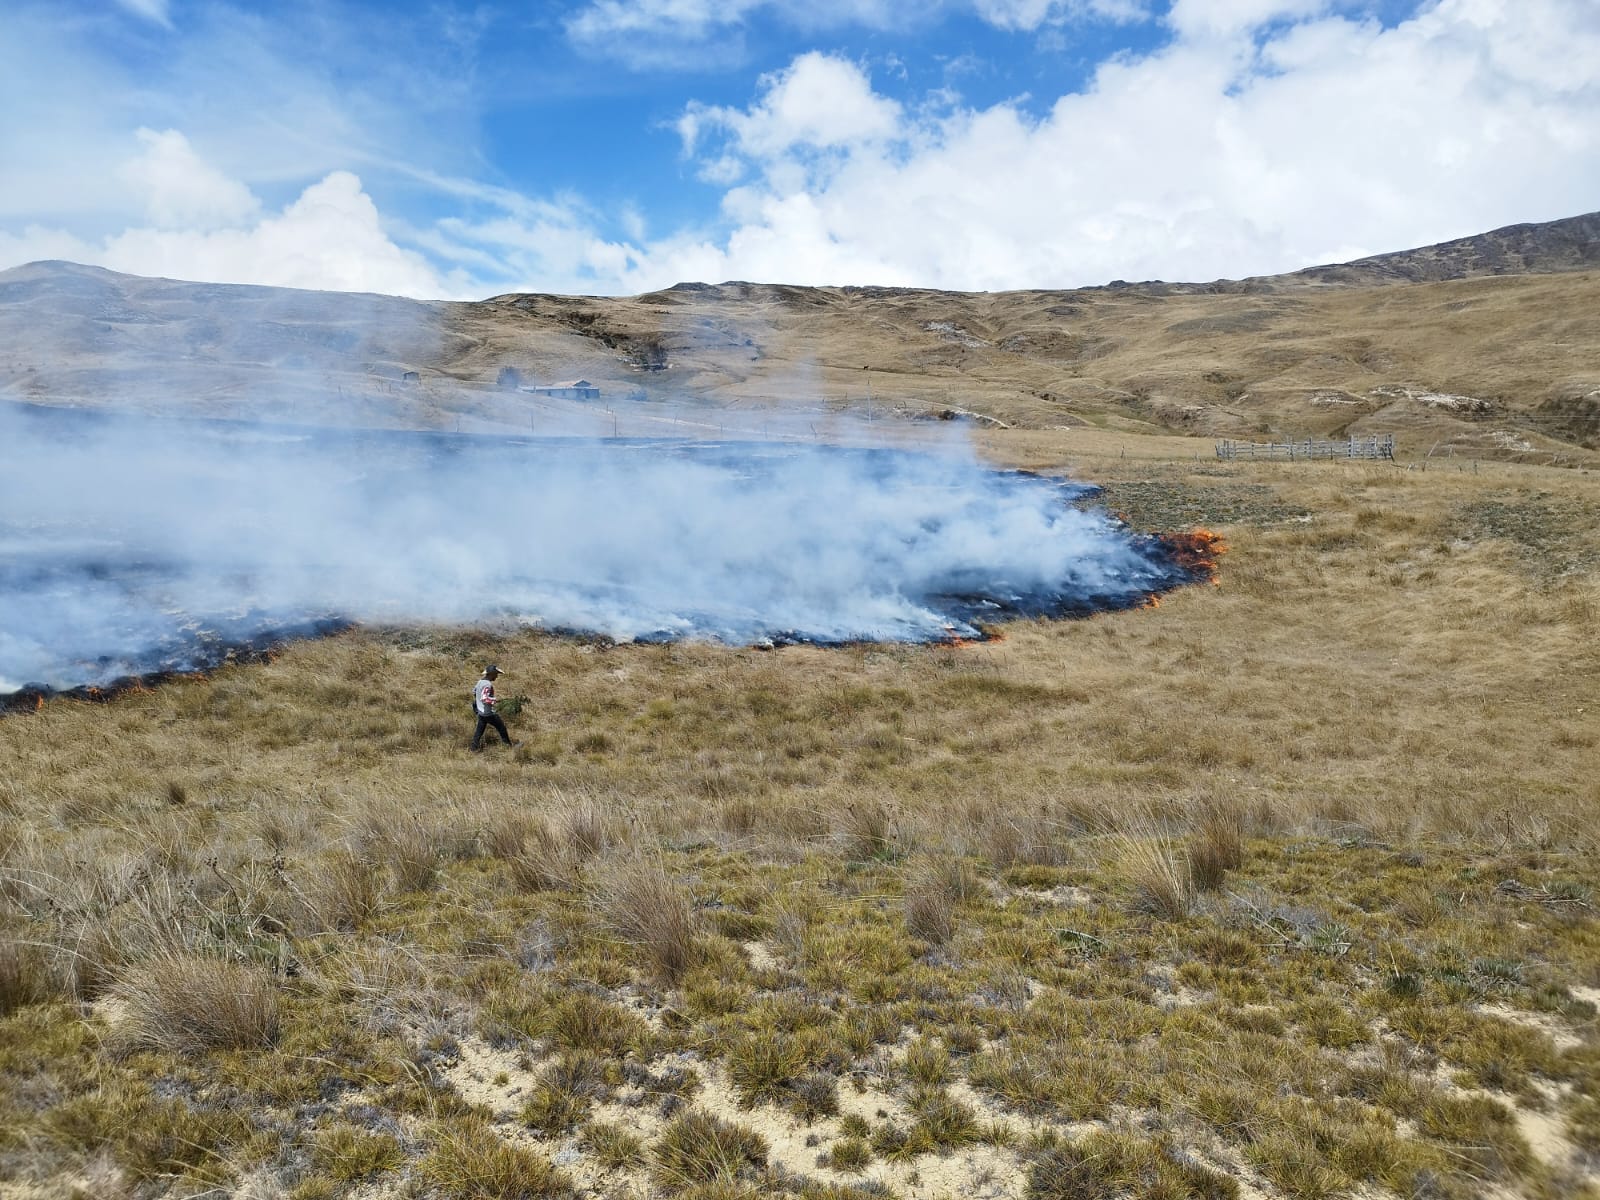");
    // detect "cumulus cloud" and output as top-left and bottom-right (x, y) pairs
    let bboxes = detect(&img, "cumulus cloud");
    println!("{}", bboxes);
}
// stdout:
(120, 128), (261, 231)
(2, 134), (459, 299)
(680, 52), (903, 160)
(621, 0), (1600, 289)
(101, 171), (457, 296)
(3, 0), (1598, 301)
